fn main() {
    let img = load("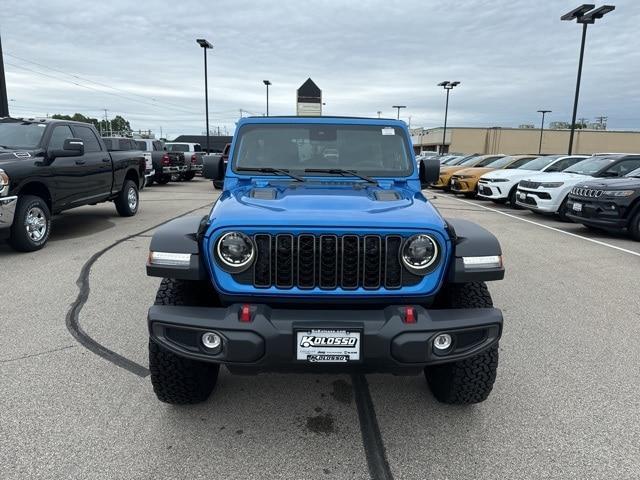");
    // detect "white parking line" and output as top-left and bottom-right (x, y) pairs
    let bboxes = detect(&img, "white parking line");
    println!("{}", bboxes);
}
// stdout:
(446, 196), (640, 258)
